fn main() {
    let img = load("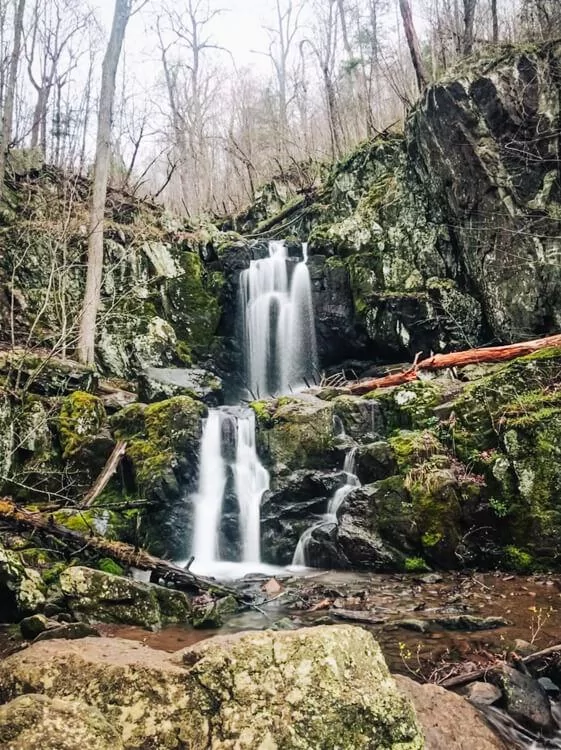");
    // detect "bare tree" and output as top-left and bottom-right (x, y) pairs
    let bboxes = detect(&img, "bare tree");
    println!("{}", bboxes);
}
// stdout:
(0, 0), (25, 198)
(462, 0), (477, 53)
(398, 0), (428, 93)
(77, 0), (133, 365)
